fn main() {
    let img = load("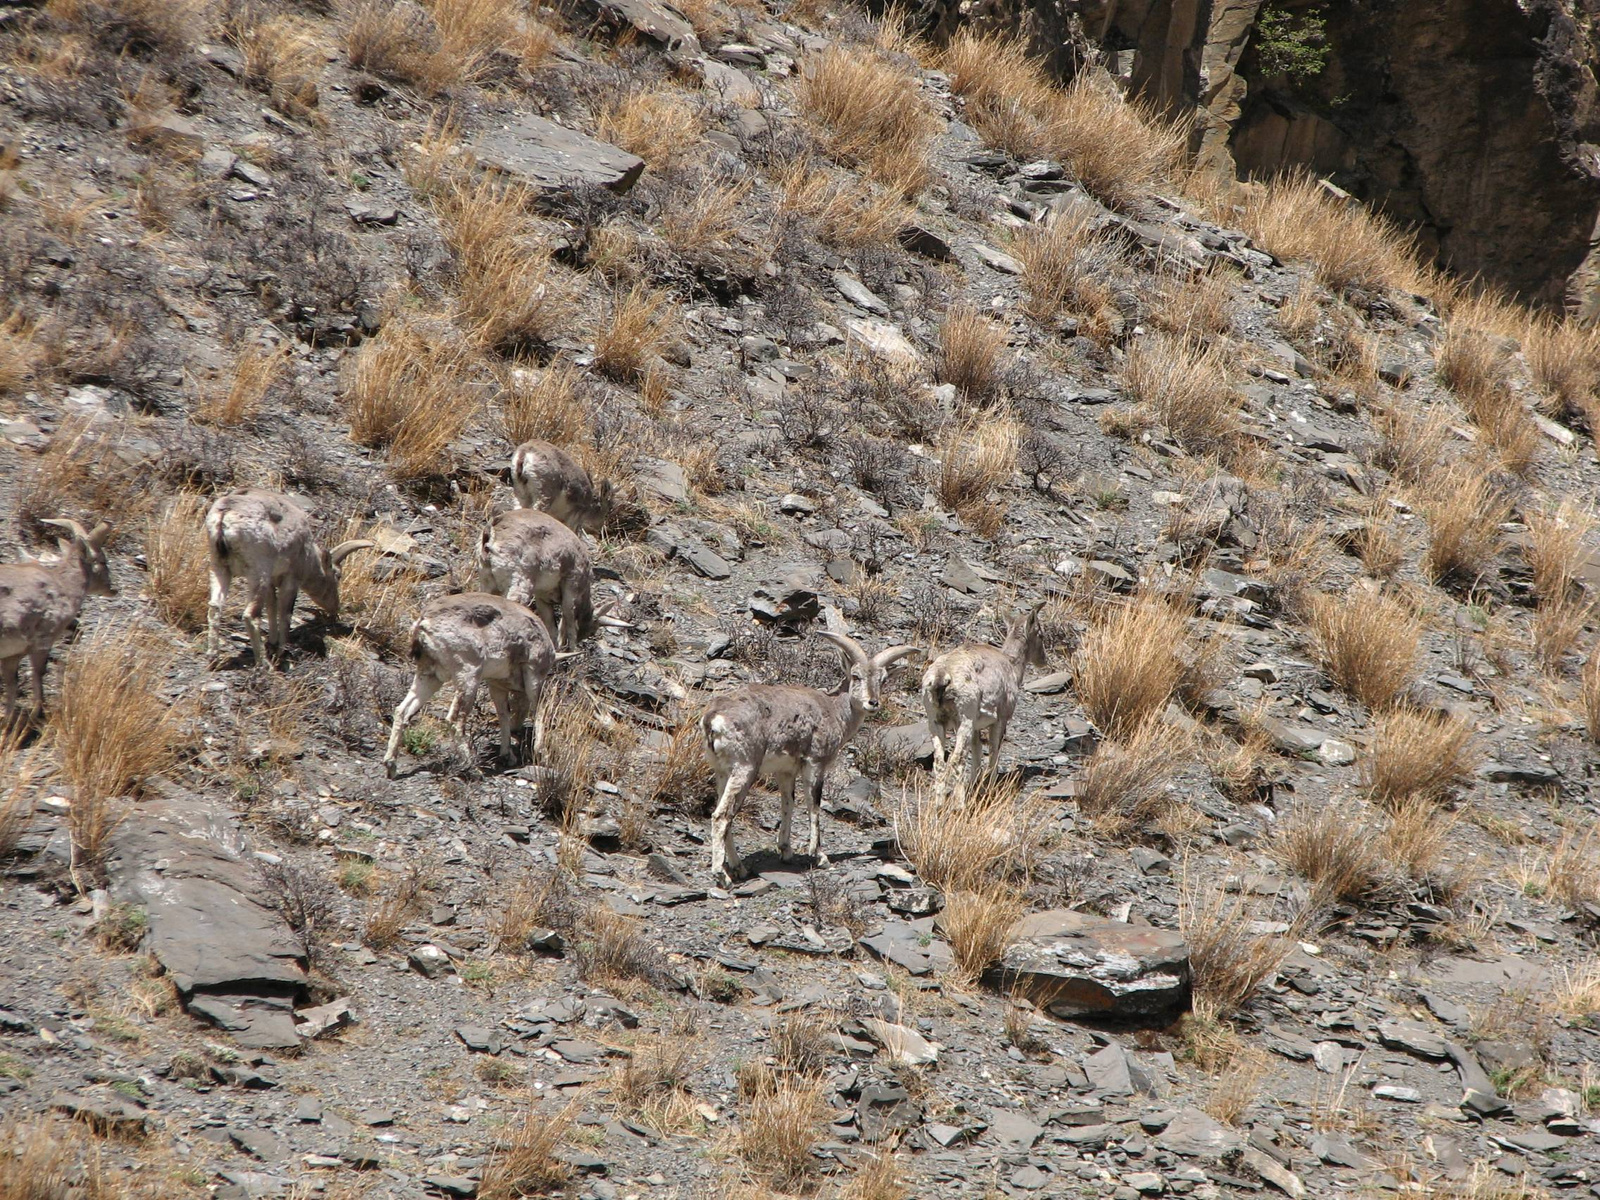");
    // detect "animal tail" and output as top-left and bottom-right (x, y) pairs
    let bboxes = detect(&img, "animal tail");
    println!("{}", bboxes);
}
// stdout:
(924, 666), (953, 721)
(408, 618), (428, 662)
